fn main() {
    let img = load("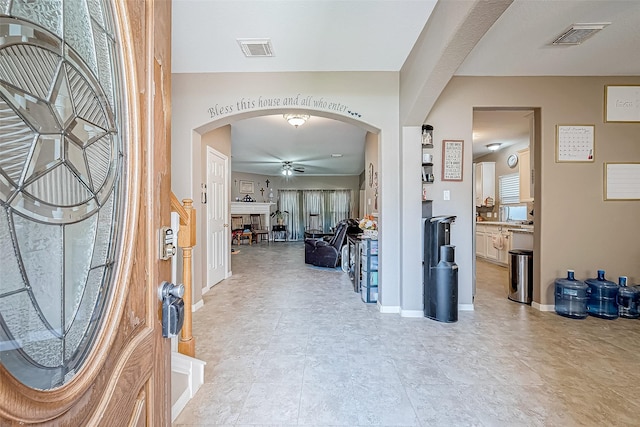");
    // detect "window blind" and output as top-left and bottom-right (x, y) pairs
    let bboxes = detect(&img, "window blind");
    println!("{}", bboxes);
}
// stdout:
(499, 173), (520, 204)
